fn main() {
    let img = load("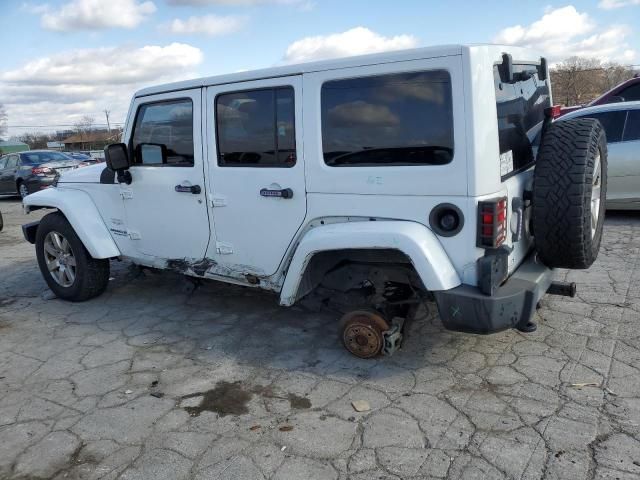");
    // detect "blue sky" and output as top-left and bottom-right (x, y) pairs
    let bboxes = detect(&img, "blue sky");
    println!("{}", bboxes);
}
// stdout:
(0, 0), (639, 136)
